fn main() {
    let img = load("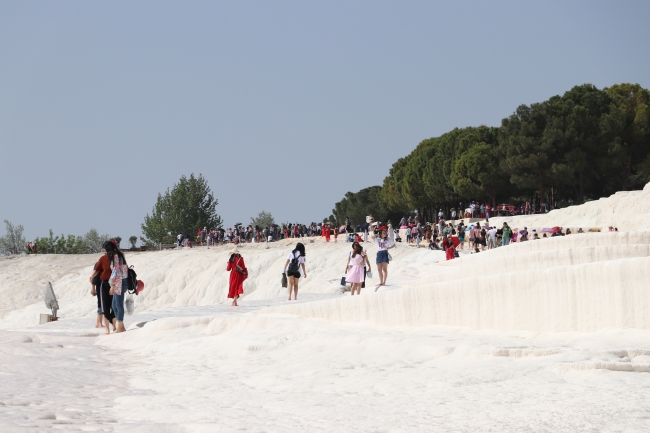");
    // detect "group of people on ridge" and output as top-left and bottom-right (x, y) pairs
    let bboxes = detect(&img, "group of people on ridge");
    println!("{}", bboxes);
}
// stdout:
(182, 222), (337, 248)
(224, 226), (397, 305)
